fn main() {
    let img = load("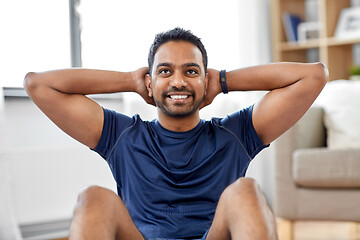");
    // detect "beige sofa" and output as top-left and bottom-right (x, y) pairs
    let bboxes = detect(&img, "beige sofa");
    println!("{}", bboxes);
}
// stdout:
(272, 106), (360, 223)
